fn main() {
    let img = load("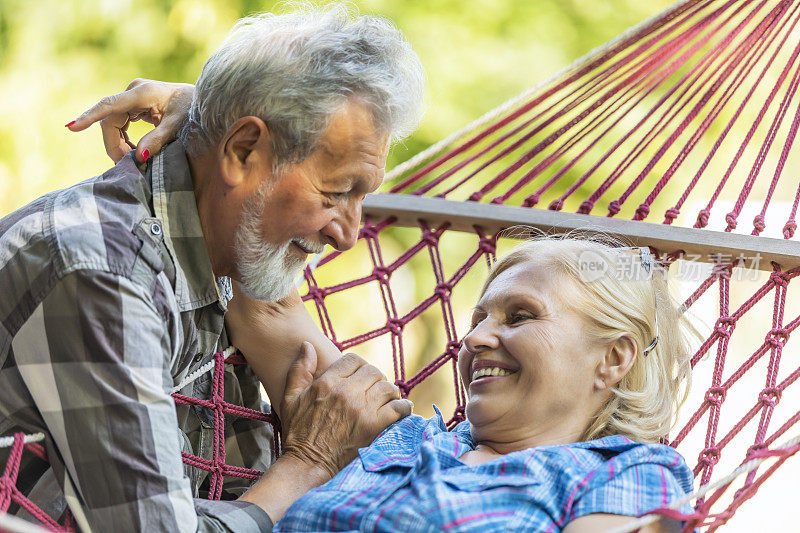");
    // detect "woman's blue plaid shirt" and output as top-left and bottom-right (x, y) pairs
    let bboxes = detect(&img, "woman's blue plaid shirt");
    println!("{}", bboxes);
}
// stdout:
(277, 408), (694, 532)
